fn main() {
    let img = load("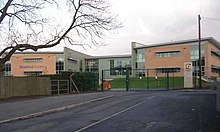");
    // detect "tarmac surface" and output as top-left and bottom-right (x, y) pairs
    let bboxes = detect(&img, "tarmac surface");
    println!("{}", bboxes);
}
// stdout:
(0, 90), (219, 132)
